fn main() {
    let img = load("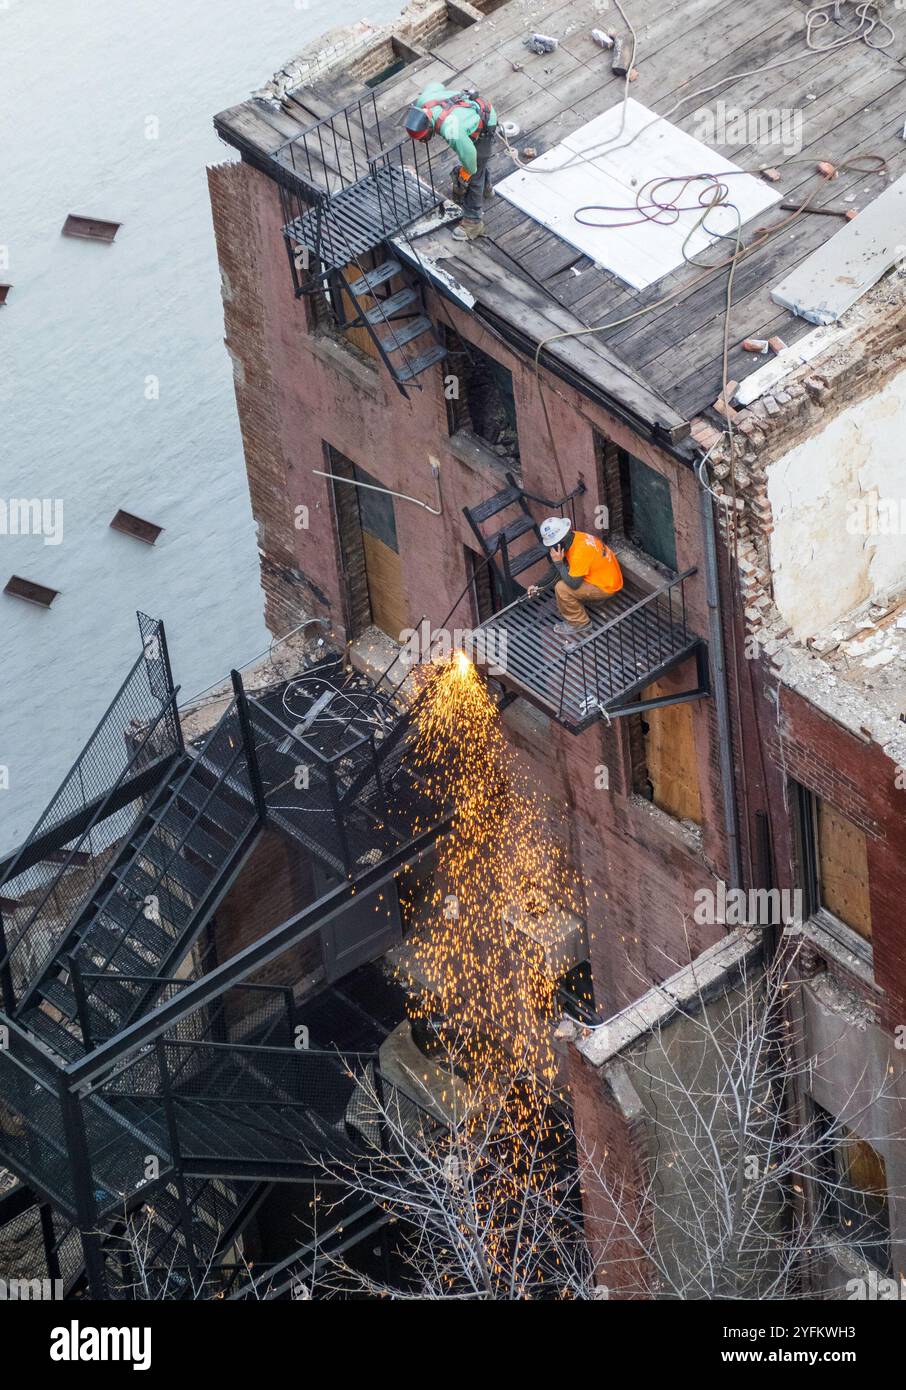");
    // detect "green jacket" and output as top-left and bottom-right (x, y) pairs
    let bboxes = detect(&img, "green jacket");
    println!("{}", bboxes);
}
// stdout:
(414, 83), (497, 176)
